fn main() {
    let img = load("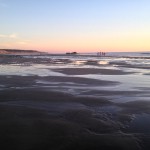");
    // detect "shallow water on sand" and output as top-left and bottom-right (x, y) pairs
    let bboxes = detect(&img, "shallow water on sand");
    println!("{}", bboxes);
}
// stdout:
(0, 55), (149, 102)
(0, 53), (150, 149)
(125, 113), (150, 134)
